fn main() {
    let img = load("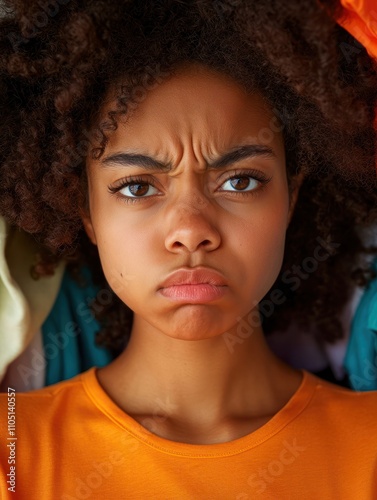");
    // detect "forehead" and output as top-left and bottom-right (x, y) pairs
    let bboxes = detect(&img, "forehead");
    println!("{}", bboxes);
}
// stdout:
(95, 63), (283, 160)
